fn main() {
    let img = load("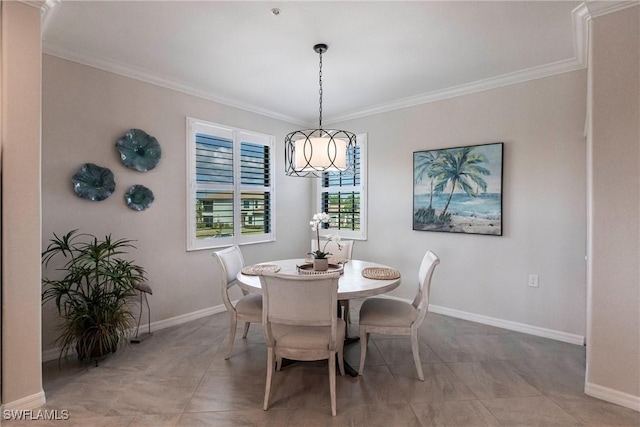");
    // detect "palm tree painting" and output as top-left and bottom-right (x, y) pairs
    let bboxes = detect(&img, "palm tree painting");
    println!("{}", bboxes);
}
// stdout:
(413, 142), (503, 235)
